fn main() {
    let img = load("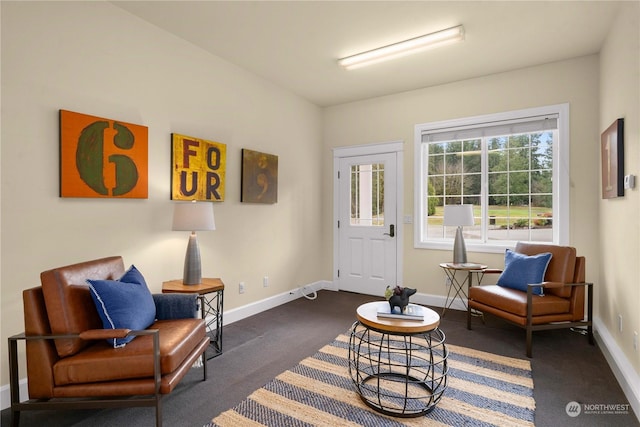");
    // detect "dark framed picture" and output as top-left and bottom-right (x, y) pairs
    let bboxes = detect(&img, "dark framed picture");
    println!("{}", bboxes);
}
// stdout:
(241, 149), (278, 204)
(601, 118), (624, 199)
